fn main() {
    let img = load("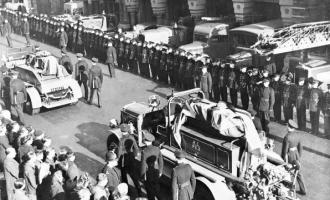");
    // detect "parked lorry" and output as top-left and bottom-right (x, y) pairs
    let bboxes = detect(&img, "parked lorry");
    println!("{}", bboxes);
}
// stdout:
(108, 88), (299, 200)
